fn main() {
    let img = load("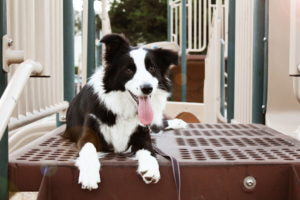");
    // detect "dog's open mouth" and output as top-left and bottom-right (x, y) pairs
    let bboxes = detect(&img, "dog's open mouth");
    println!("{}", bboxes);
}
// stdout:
(128, 91), (153, 126)
(129, 91), (139, 104)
